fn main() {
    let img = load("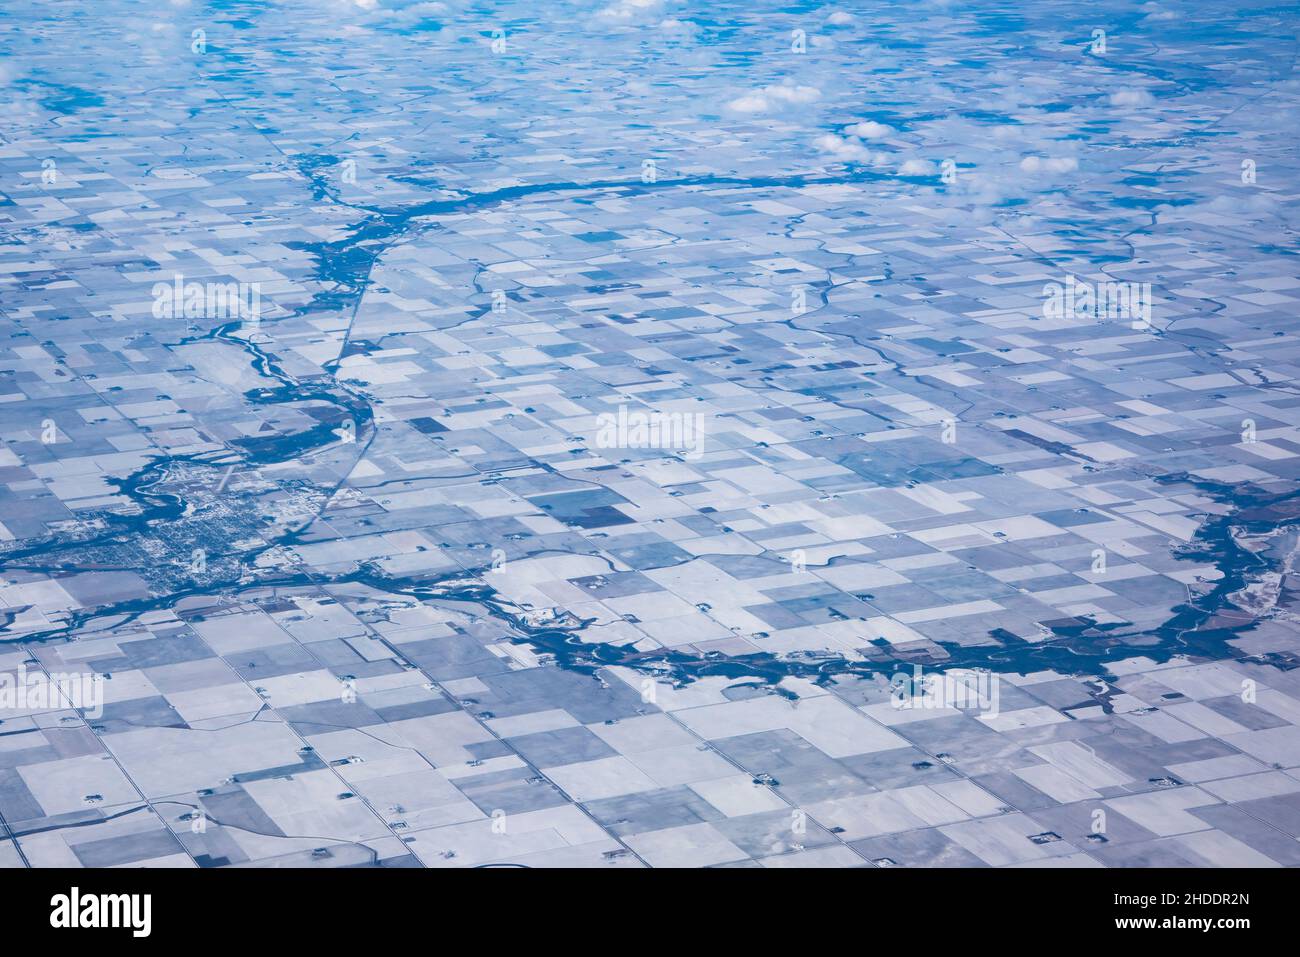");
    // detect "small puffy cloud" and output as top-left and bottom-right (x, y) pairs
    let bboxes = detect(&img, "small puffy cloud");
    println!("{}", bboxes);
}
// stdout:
(598, 0), (672, 22)
(1020, 156), (1078, 173)
(826, 11), (856, 25)
(659, 17), (698, 35)
(1110, 88), (1154, 107)
(353, 0), (451, 25)
(727, 93), (768, 113)
(726, 83), (821, 113)
(813, 133), (873, 163)
(1141, 2), (1177, 20)
(899, 158), (935, 176)
(1204, 192), (1277, 216)
(774, 84), (821, 103)
(844, 120), (893, 139)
